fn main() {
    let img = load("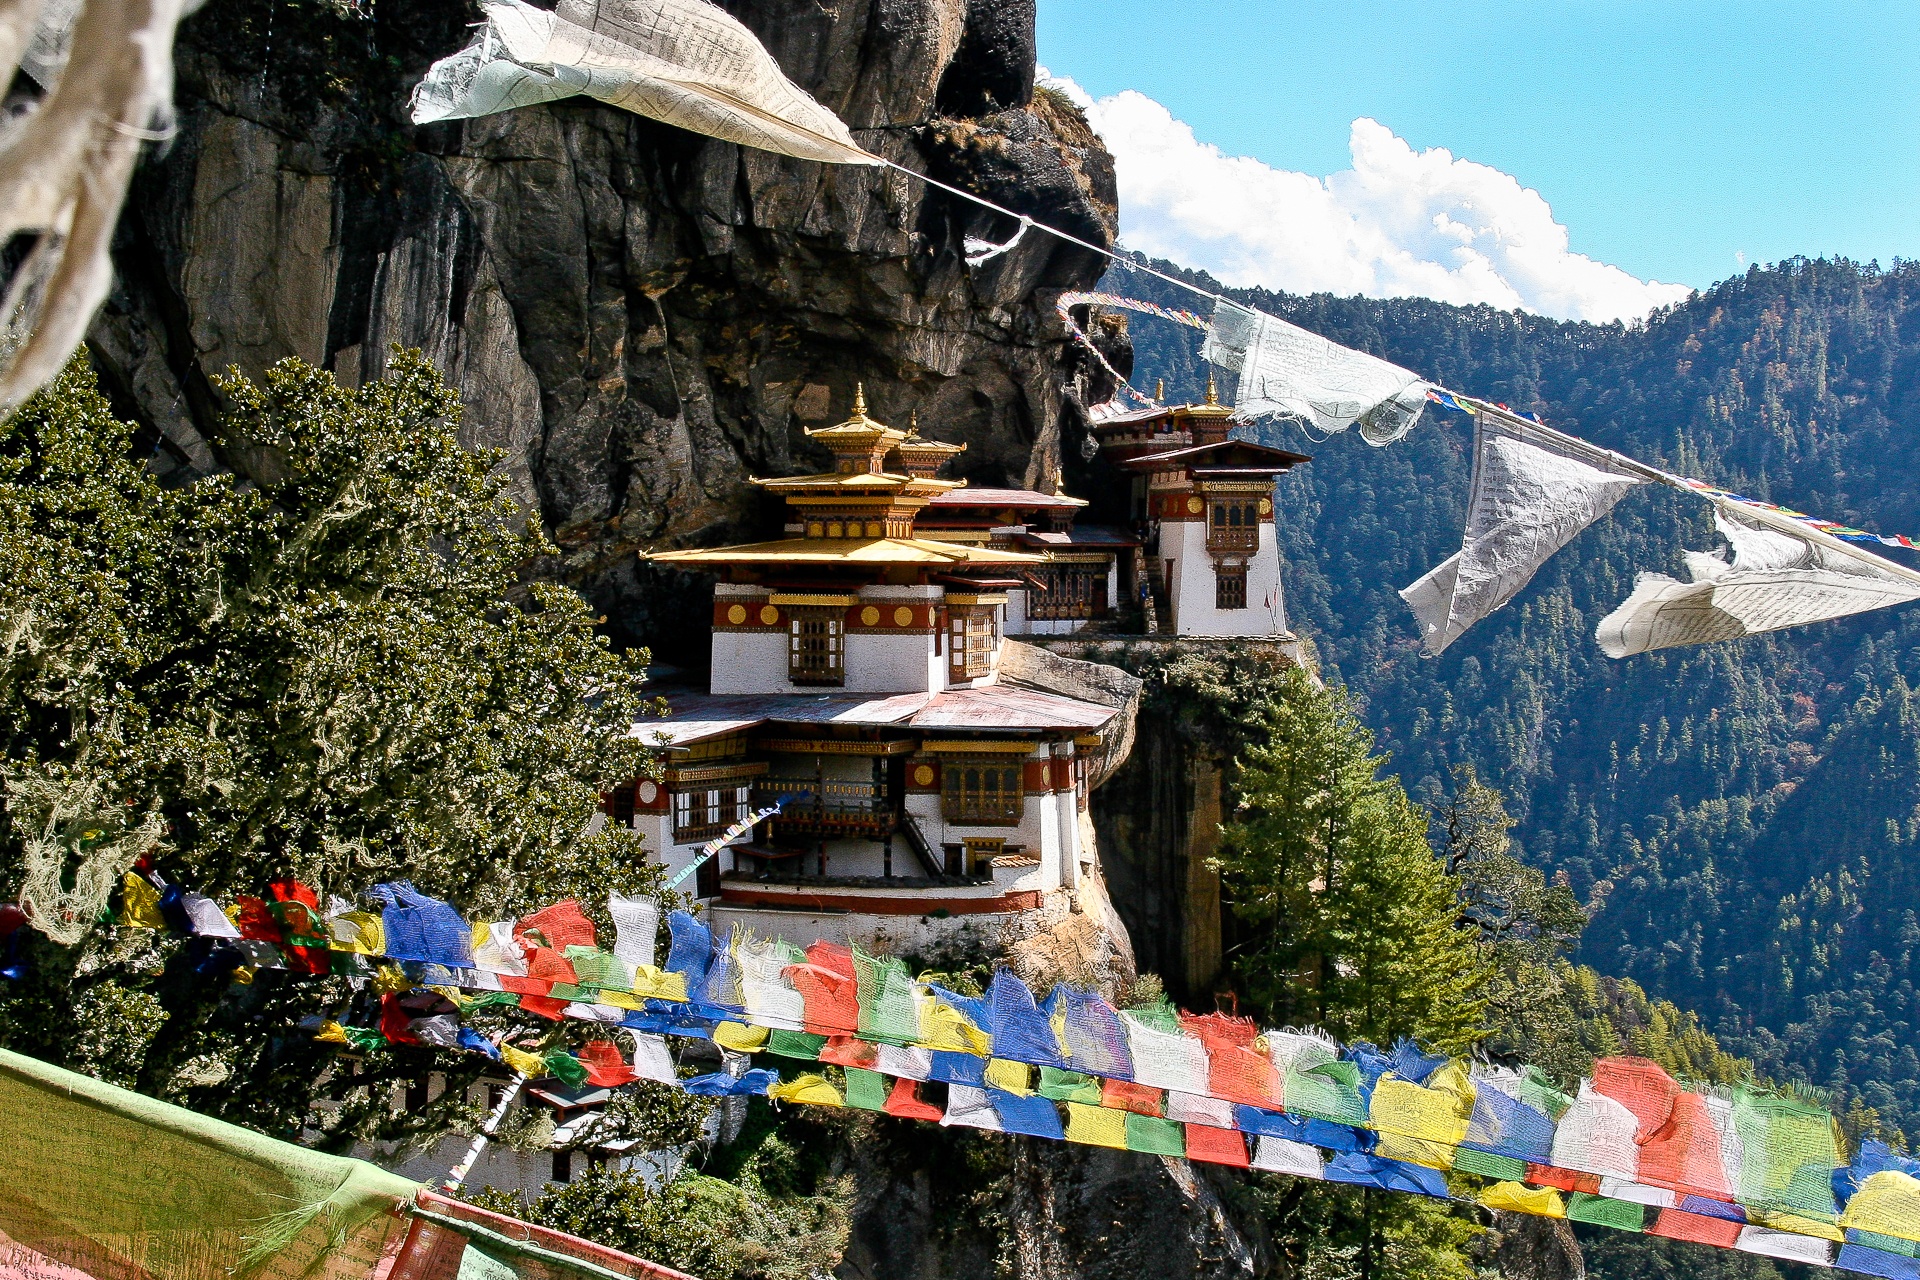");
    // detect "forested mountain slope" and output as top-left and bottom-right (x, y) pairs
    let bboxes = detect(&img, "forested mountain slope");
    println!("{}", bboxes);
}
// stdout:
(1114, 256), (1920, 1138)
